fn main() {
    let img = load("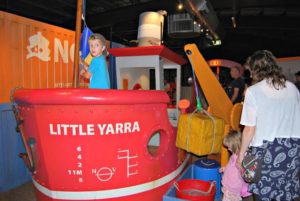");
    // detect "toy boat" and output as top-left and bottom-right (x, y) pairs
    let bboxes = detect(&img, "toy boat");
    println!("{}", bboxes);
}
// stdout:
(13, 89), (187, 201)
